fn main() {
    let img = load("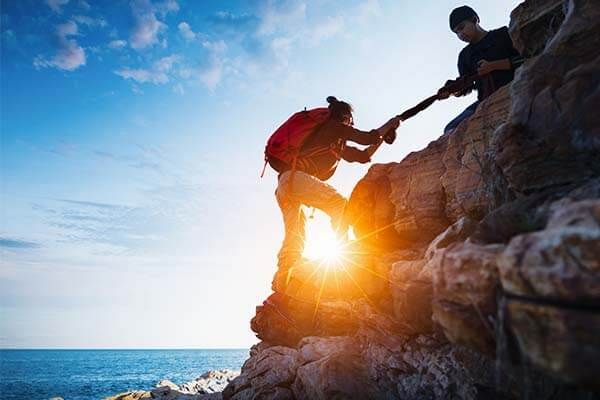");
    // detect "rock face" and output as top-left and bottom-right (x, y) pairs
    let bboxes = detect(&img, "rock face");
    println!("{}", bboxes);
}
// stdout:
(226, 0), (600, 399)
